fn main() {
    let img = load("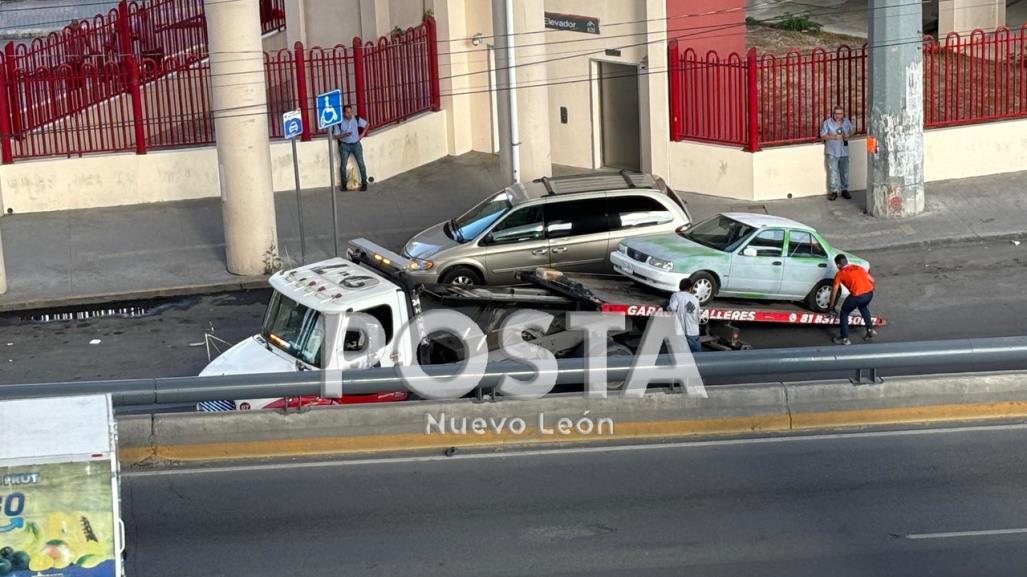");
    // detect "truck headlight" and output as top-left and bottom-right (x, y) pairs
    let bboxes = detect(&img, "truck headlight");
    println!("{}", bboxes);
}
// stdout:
(646, 256), (674, 271)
